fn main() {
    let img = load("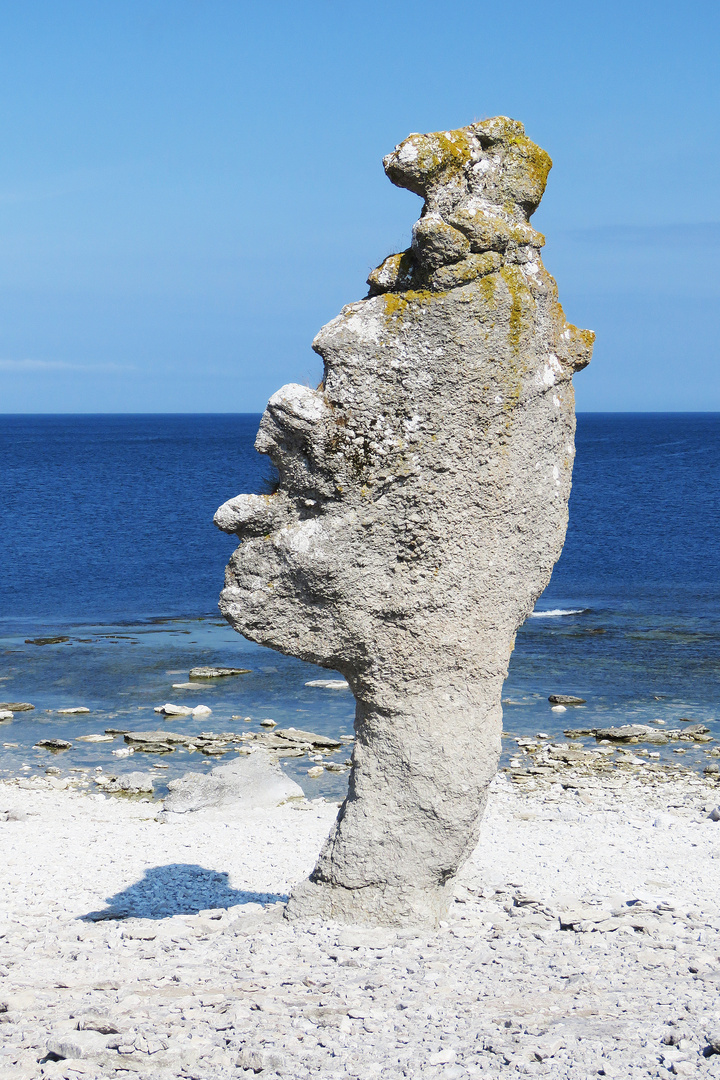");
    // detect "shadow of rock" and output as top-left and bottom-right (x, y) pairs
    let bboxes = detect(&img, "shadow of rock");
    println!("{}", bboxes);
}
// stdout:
(81, 862), (287, 921)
